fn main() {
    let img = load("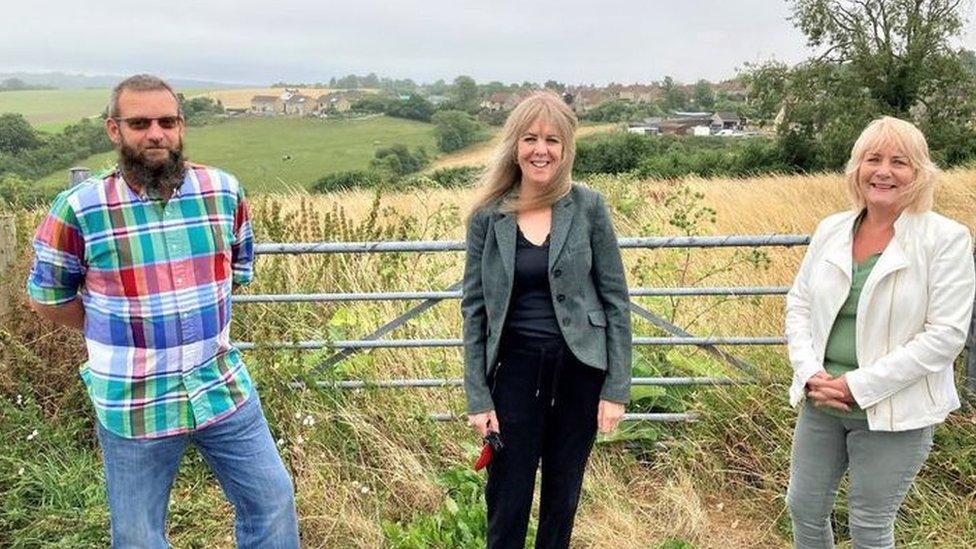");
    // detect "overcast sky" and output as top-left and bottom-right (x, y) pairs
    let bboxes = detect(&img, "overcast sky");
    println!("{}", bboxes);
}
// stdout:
(3, 0), (976, 85)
